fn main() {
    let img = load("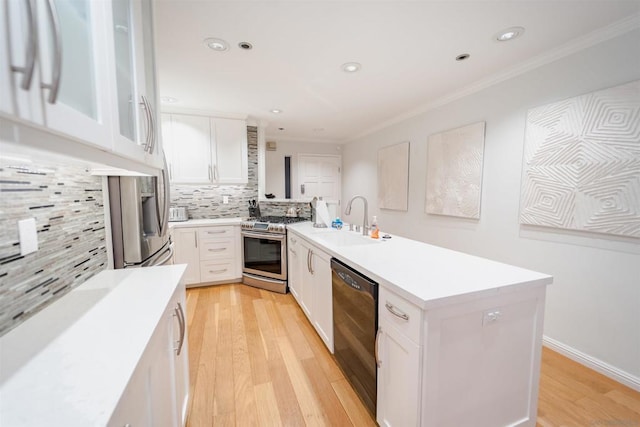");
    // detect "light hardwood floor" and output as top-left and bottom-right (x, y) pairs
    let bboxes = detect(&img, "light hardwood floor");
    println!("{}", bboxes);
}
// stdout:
(185, 284), (640, 427)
